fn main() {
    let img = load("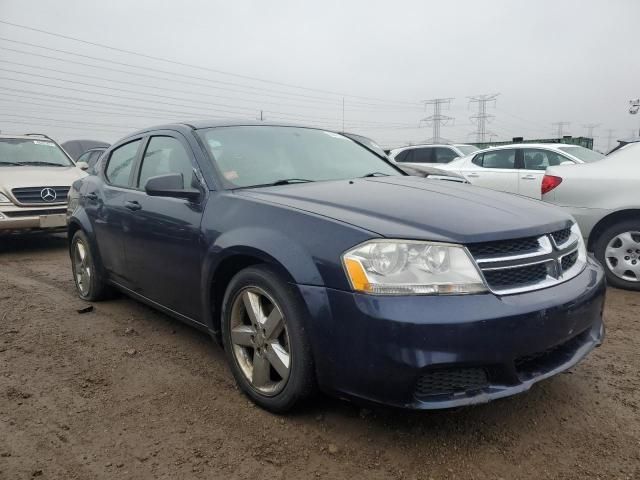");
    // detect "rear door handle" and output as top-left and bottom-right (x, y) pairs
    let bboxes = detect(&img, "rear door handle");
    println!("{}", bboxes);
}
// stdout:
(521, 175), (536, 180)
(124, 200), (142, 211)
(467, 173), (480, 178)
